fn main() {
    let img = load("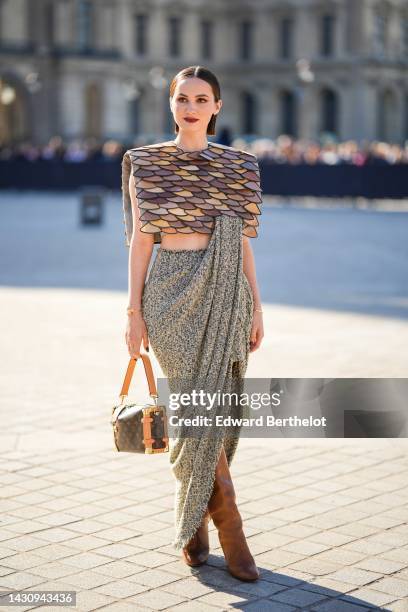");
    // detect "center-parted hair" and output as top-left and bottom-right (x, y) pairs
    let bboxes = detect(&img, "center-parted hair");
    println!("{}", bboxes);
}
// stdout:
(169, 66), (221, 136)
